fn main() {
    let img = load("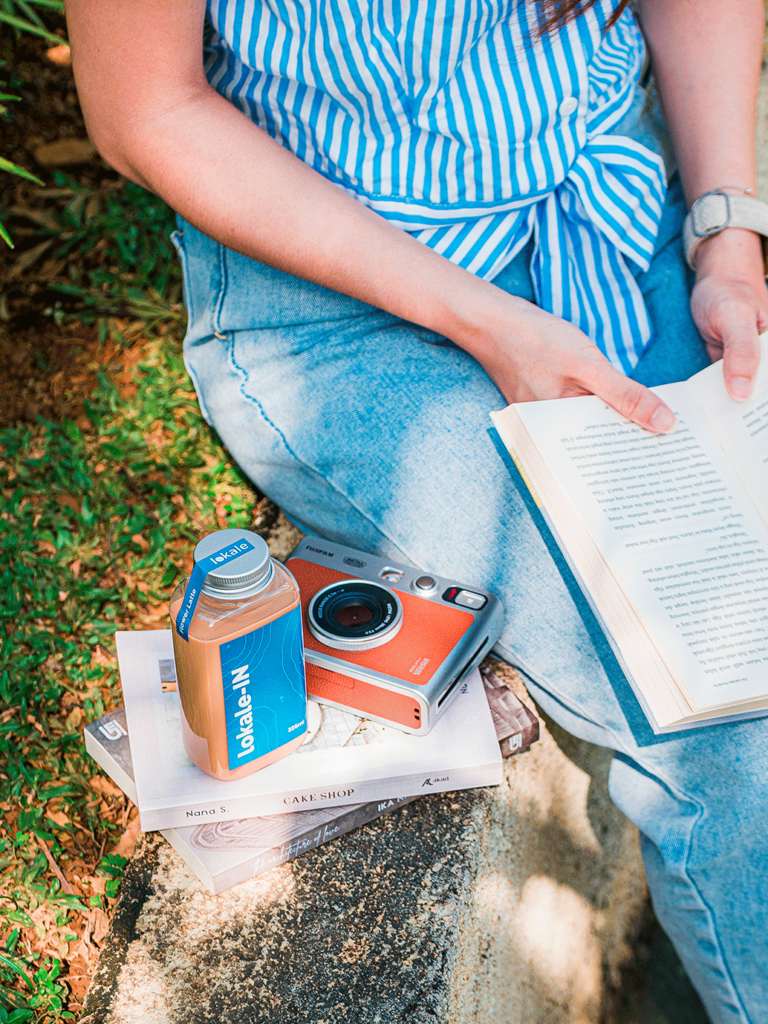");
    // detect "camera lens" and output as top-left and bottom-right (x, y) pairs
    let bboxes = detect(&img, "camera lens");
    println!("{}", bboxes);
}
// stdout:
(307, 580), (403, 651)
(335, 603), (374, 628)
